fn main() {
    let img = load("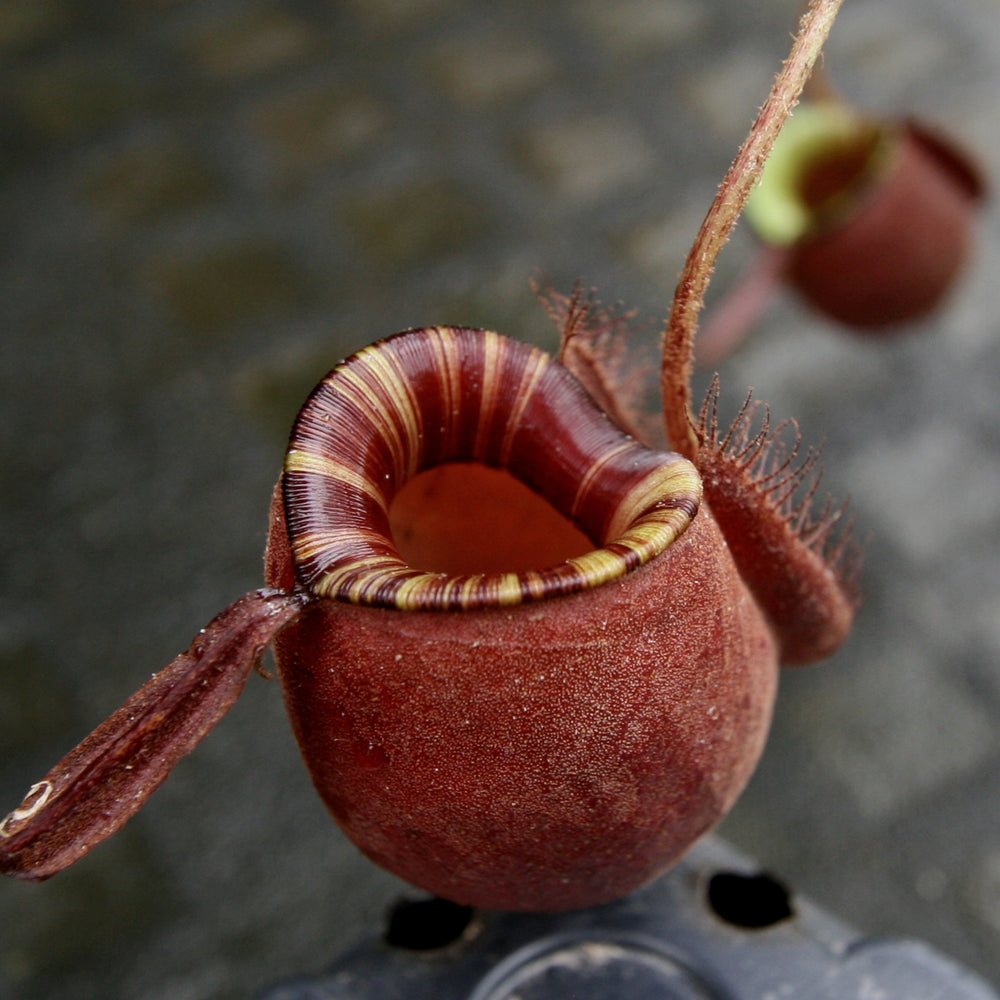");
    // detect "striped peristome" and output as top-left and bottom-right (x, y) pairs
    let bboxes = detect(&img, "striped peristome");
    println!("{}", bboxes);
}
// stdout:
(283, 326), (701, 611)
